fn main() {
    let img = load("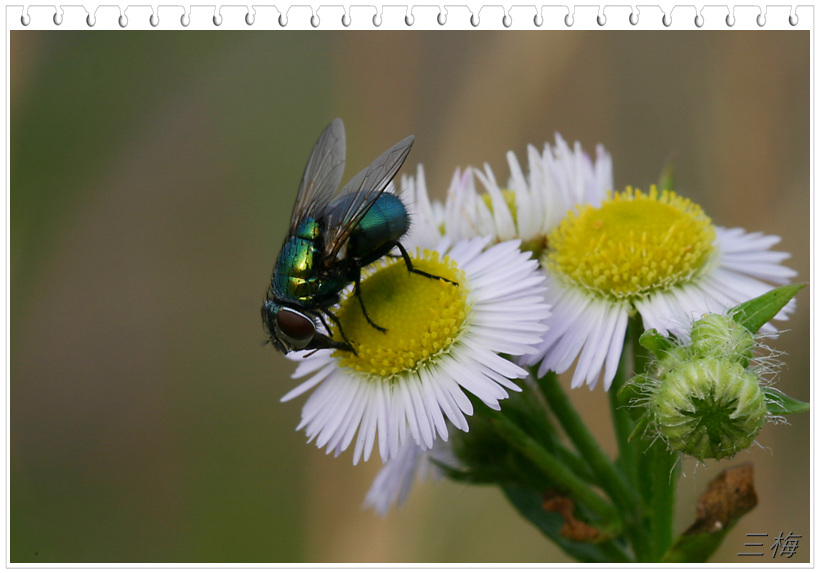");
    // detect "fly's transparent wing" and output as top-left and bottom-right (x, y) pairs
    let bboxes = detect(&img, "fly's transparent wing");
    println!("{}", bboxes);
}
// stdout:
(321, 134), (414, 261)
(288, 118), (347, 234)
